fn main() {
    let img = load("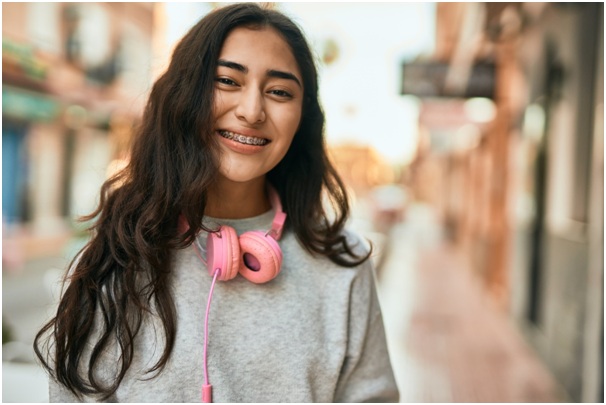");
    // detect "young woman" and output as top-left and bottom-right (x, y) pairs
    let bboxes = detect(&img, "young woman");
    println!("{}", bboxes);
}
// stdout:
(35, 3), (399, 402)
